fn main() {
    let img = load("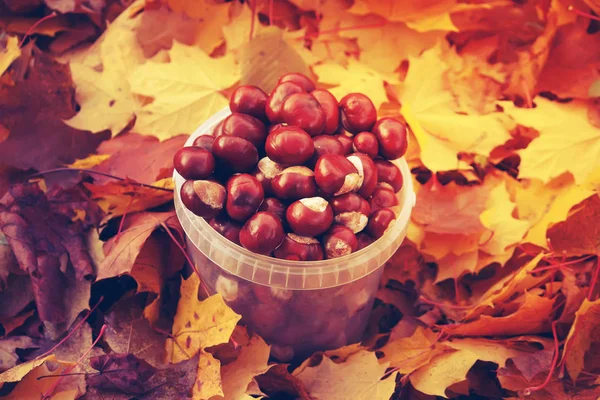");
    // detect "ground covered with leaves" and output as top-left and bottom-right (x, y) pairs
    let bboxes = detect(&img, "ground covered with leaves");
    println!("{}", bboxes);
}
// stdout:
(0, 0), (600, 399)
